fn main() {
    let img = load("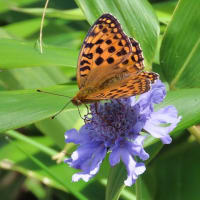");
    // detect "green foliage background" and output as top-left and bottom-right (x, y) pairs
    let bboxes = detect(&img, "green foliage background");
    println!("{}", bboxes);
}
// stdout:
(0, 0), (200, 200)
